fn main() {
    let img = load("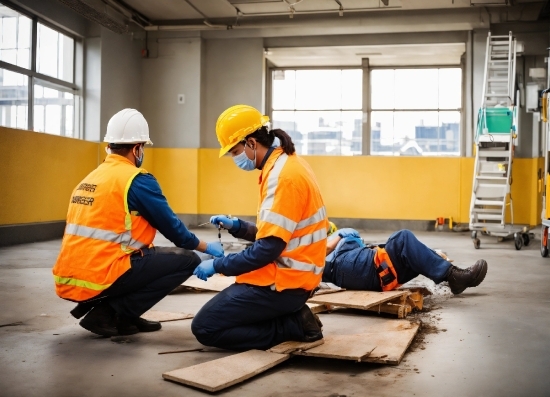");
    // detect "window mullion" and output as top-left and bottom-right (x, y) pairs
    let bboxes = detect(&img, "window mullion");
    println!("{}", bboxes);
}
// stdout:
(28, 16), (37, 131)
